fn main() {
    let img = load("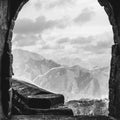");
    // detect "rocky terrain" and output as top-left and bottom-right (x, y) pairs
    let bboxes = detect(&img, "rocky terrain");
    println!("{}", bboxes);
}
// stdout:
(12, 115), (115, 120)
(11, 78), (73, 116)
(65, 98), (108, 116)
